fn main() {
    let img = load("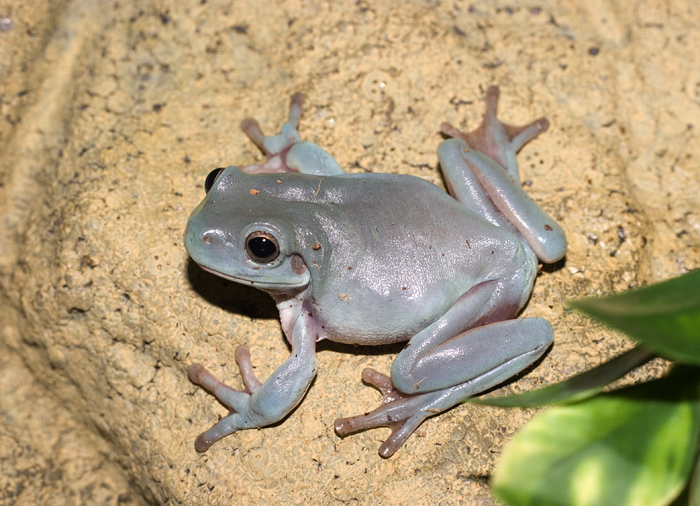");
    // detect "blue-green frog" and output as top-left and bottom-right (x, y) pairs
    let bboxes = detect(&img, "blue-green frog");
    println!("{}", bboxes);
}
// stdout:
(184, 87), (566, 457)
